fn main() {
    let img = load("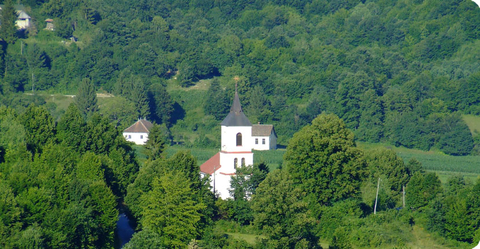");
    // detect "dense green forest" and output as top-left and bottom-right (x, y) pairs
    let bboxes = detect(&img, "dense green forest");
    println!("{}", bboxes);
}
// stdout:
(0, 0), (479, 154)
(2, 108), (480, 248)
(2, 0), (480, 248)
